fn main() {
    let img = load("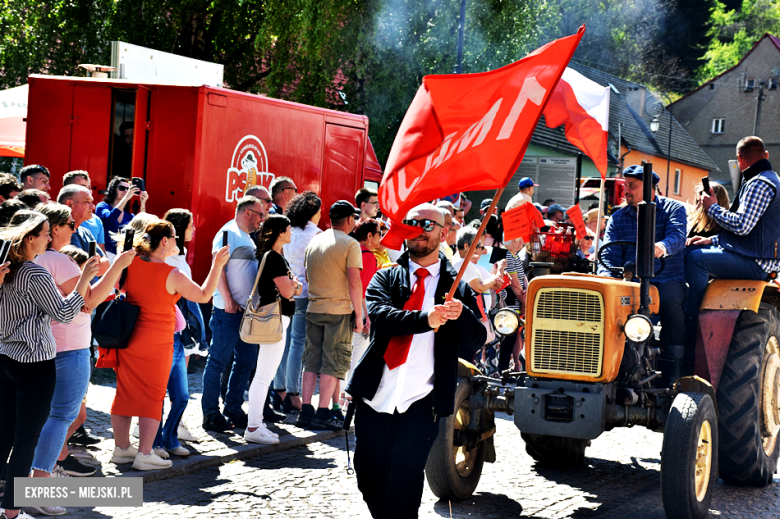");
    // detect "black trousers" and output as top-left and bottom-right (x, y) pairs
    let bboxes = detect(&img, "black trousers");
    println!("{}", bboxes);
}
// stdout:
(354, 395), (440, 519)
(652, 280), (686, 347)
(0, 354), (56, 510)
